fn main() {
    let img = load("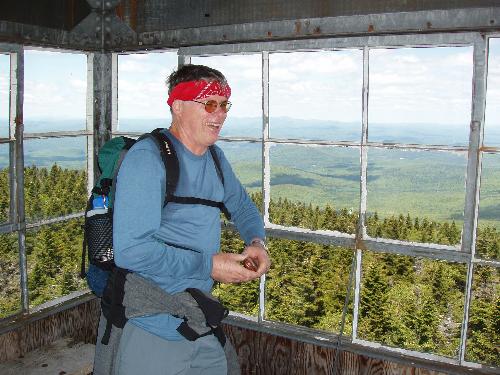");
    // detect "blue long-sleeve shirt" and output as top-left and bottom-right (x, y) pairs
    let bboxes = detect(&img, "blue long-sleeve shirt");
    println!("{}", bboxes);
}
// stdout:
(113, 129), (265, 340)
